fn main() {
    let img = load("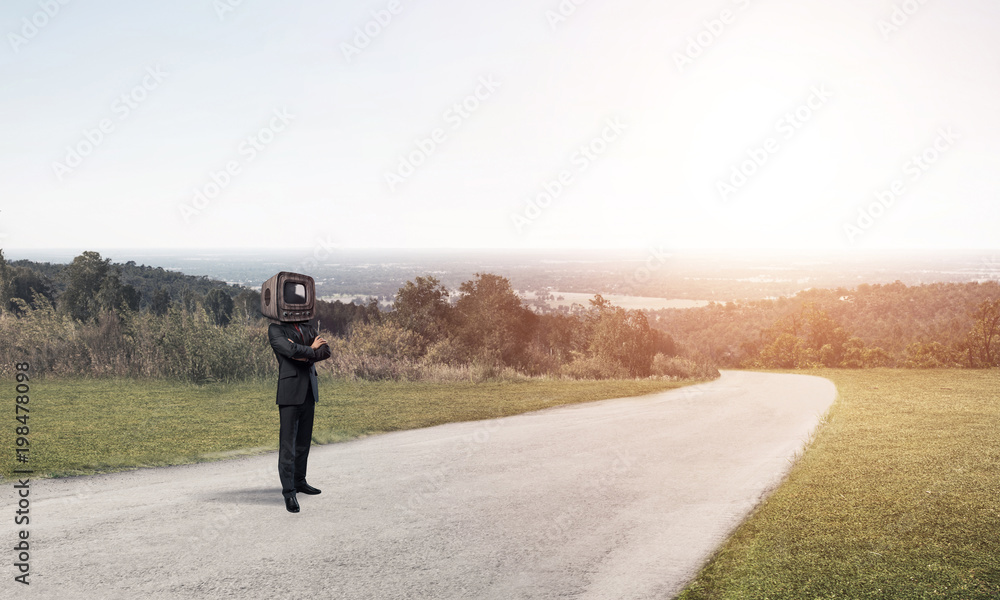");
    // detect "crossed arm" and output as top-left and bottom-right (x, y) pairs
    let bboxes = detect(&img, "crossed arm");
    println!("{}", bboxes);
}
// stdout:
(267, 325), (331, 363)
(288, 335), (330, 362)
